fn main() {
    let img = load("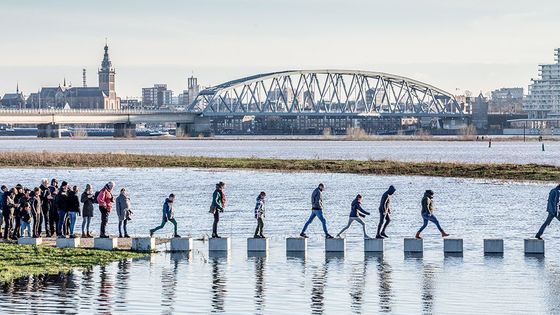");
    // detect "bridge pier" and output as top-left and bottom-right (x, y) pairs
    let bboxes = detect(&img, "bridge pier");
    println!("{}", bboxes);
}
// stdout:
(113, 123), (136, 138)
(176, 117), (211, 137)
(176, 122), (194, 137)
(37, 123), (61, 138)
